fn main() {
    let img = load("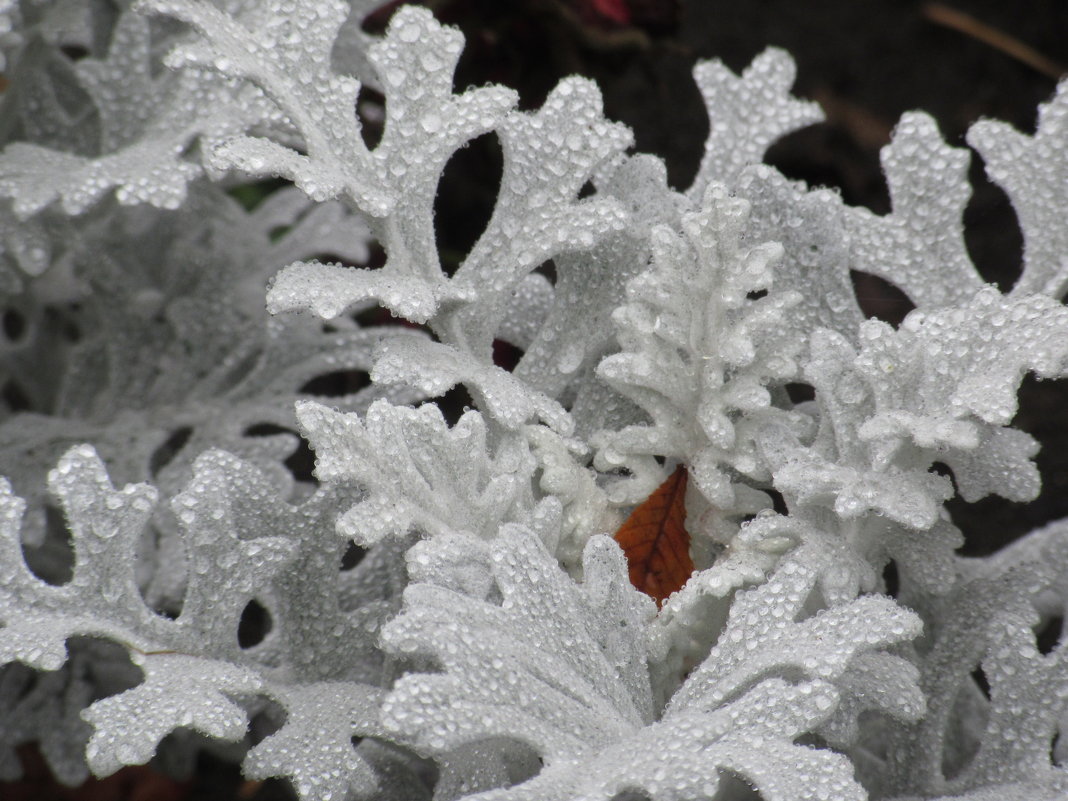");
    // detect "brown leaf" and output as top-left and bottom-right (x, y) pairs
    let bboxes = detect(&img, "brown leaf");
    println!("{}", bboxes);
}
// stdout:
(613, 465), (693, 606)
(237, 780), (264, 799)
